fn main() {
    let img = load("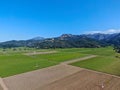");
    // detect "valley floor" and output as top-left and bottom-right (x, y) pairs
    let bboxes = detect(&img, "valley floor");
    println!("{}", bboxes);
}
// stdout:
(1, 55), (120, 90)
